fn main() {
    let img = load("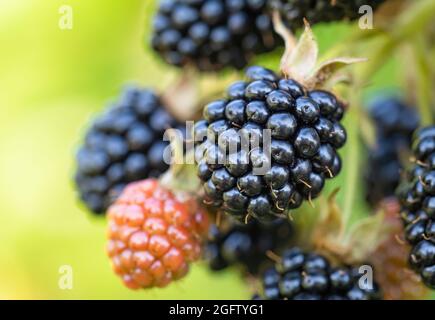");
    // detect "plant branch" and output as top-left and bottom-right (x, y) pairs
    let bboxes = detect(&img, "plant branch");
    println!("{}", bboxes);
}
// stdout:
(339, 85), (361, 238)
(411, 34), (434, 125)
